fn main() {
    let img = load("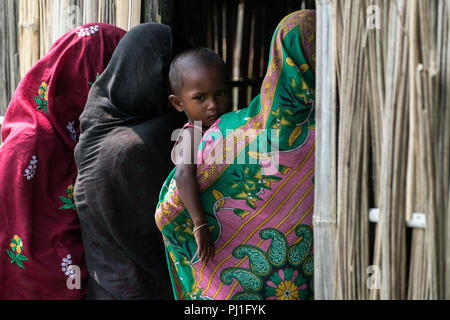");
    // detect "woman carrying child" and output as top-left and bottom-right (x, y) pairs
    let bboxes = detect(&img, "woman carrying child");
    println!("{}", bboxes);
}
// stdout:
(156, 10), (316, 300)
